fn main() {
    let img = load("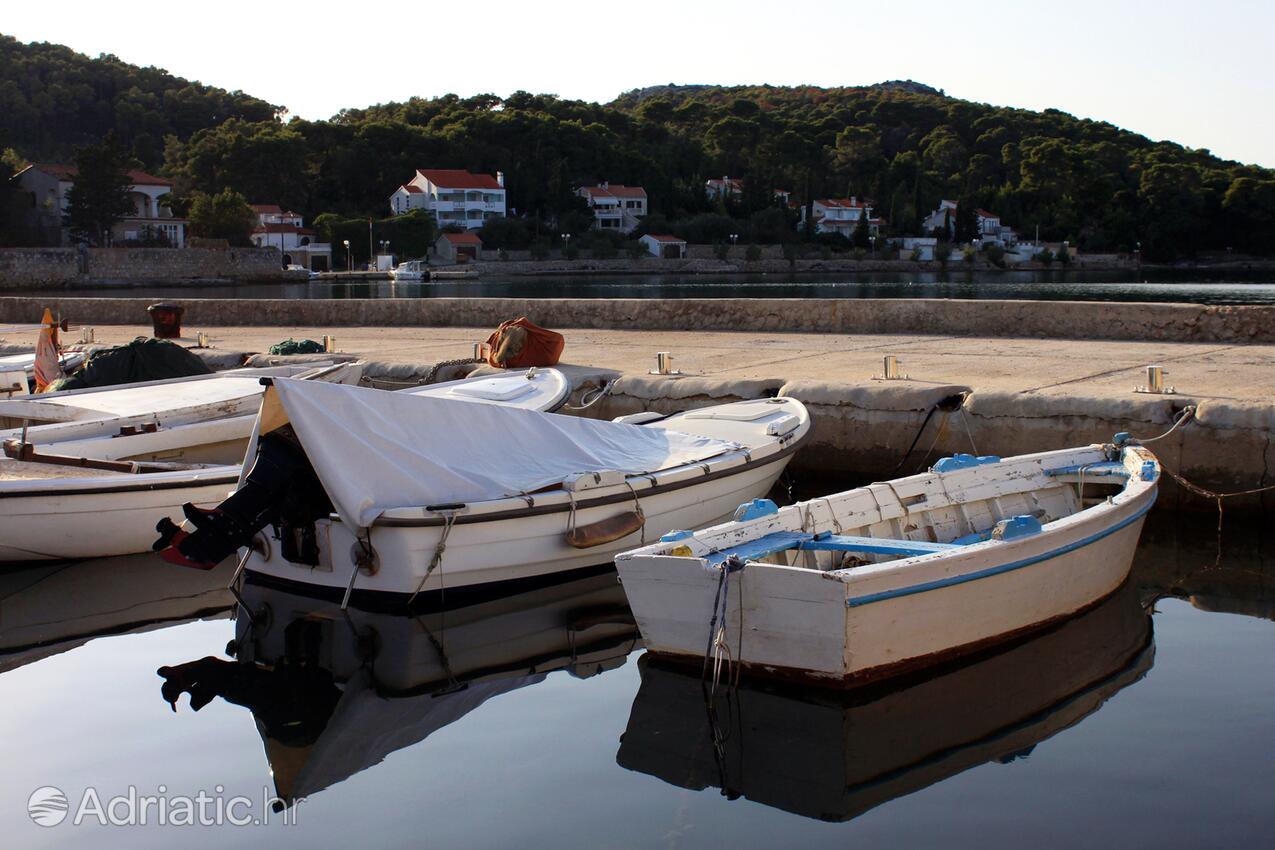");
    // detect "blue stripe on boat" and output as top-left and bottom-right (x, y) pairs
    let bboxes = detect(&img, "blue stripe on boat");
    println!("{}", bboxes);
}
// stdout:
(844, 493), (1156, 608)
